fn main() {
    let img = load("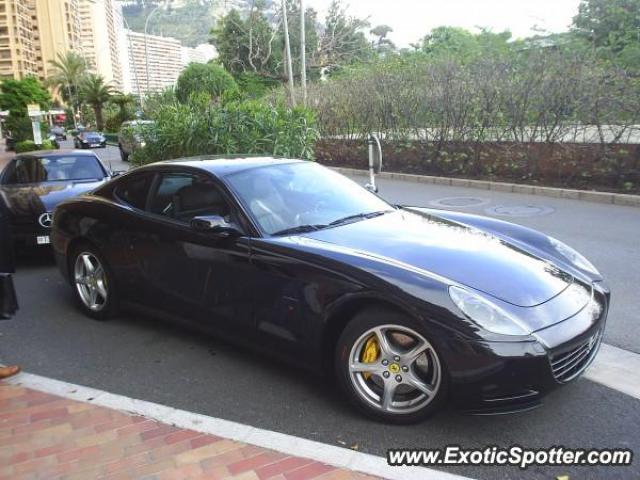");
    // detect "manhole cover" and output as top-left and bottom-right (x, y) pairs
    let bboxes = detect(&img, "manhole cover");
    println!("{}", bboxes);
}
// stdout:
(485, 205), (555, 217)
(429, 196), (490, 208)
